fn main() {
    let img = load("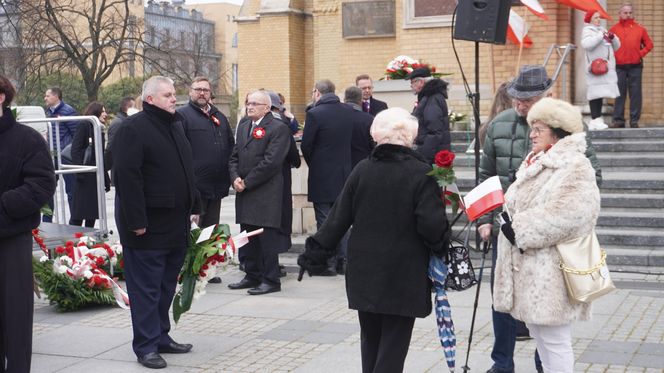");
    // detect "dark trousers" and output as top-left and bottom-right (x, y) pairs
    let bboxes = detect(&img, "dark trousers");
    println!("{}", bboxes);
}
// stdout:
(490, 236), (542, 372)
(0, 233), (33, 373)
(313, 202), (349, 269)
(589, 98), (604, 119)
(240, 224), (281, 286)
(123, 246), (186, 357)
(199, 197), (221, 228)
(614, 64), (643, 126)
(69, 219), (95, 228)
(358, 311), (415, 373)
